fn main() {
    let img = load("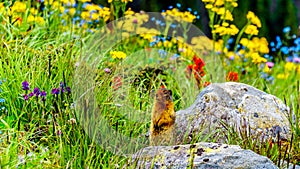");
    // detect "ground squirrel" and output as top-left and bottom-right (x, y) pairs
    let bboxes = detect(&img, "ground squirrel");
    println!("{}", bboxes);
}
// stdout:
(150, 87), (176, 146)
